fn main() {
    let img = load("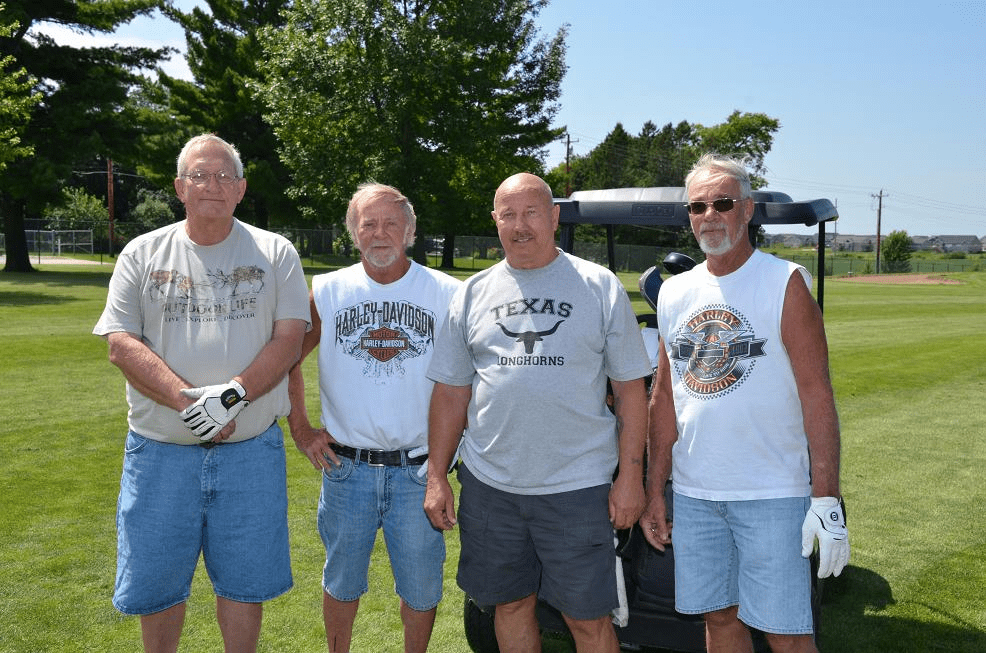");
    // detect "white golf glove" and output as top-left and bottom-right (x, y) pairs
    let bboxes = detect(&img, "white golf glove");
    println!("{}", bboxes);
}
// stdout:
(411, 438), (464, 478)
(801, 496), (850, 578)
(180, 380), (249, 439)
(409, 445), (430, 477)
